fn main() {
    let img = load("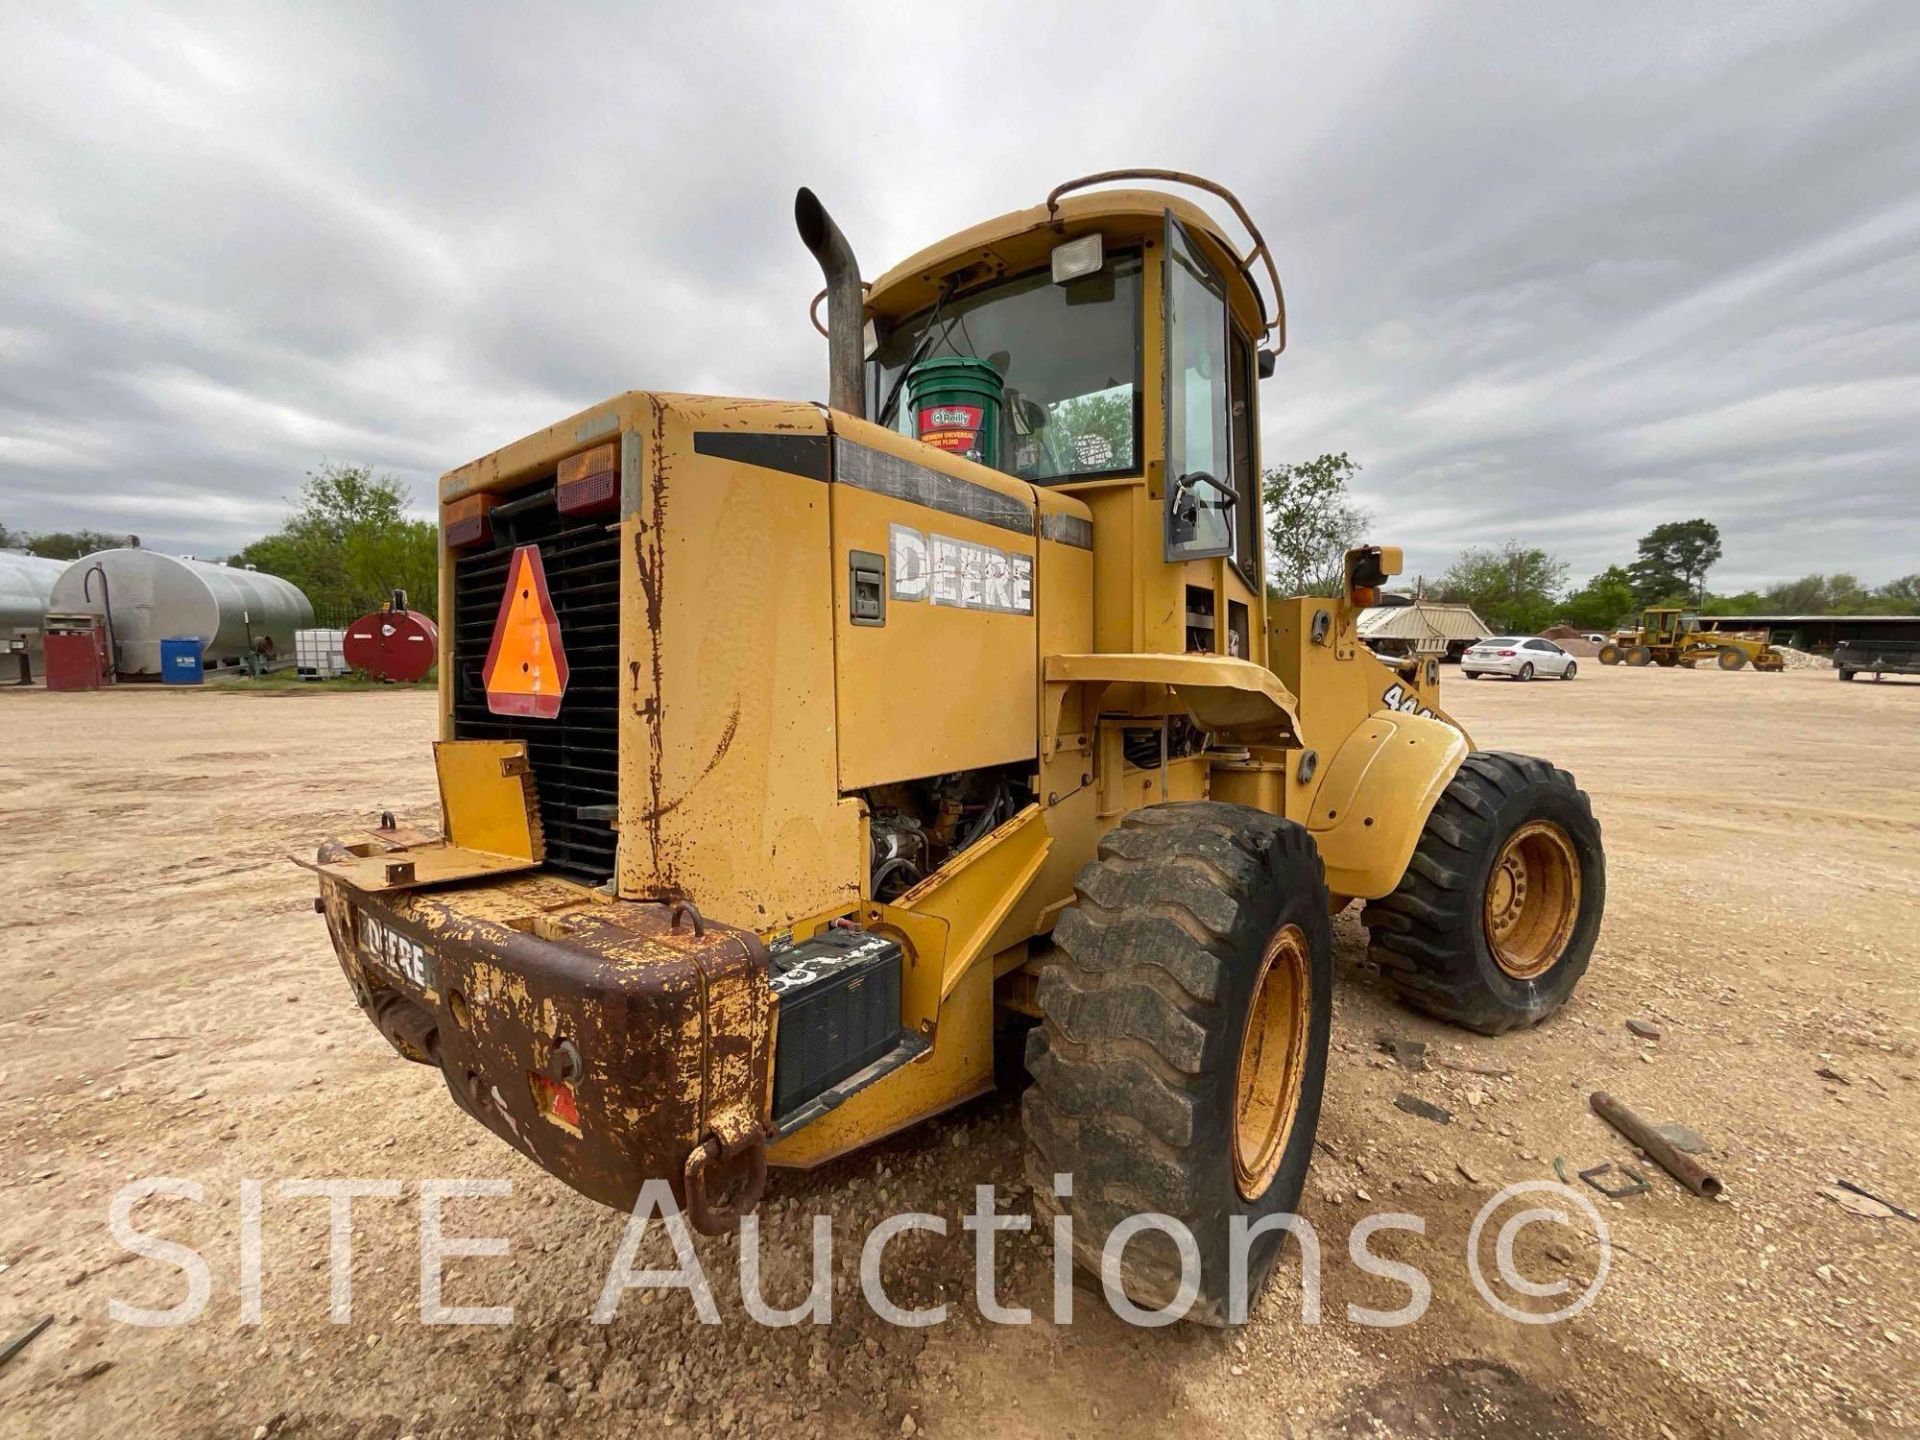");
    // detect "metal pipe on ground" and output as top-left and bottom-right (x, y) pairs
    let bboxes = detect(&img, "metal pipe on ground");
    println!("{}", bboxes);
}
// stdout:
(1590, 1091), (1724, 1198)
